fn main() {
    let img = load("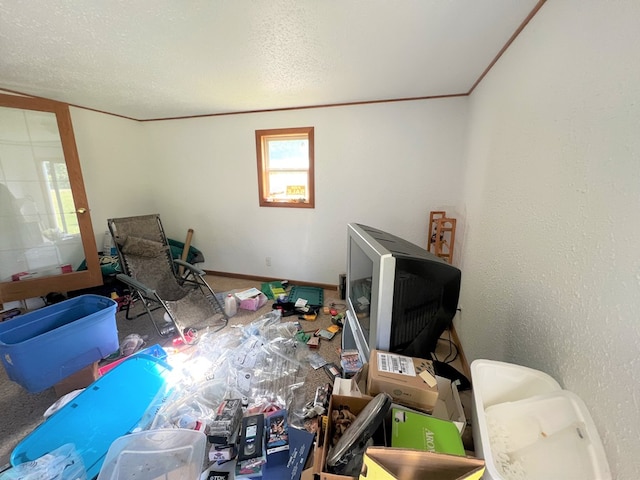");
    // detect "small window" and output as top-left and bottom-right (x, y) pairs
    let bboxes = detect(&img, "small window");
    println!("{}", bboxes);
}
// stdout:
(42, 159), (79, 234)
(256, 127), (314, 208)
